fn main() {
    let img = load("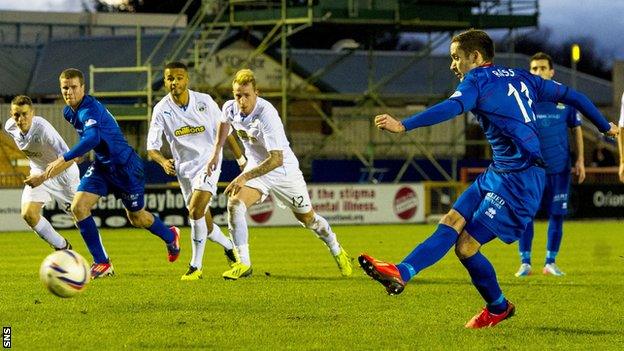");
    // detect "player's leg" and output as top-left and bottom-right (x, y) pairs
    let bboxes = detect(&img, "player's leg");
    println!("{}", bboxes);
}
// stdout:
(221, 185), (262, 280)
(293, 209), (352, 276)
(124, 207), (179, 262)
(21, 201), (69, 249)
(515, 221), (534, 277)
(359, 174), (484, 294)
(457, 225), (515, 329)
(543, 172), (568, 276)
(21, 183), (69, 249)
(71, 190), (114, 278)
